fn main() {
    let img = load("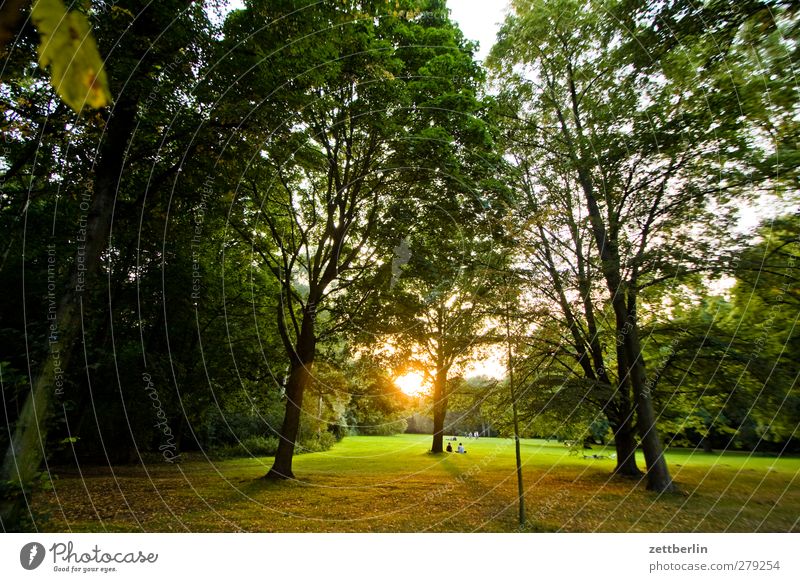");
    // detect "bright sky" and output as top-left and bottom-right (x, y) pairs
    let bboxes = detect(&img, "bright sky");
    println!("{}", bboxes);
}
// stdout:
(447, 0), (509, 61)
